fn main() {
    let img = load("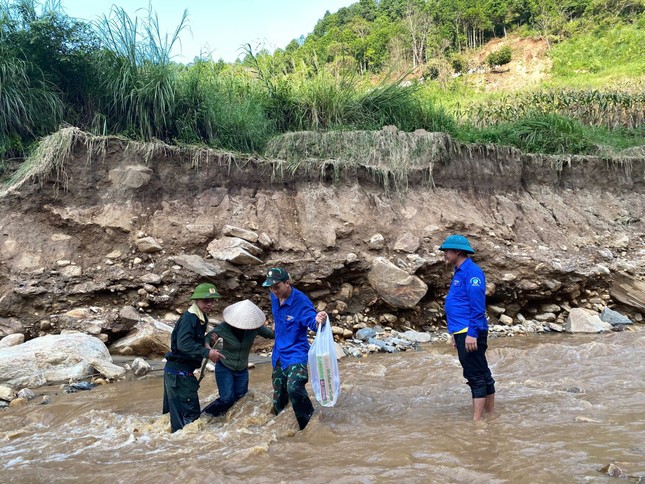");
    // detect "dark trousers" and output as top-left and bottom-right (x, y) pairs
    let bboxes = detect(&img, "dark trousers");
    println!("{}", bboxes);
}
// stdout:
(162, 372), (201, 432)
(454, 331), (496, 399)
(272, 362), (314, 430)
(202, 362), (249, 416)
